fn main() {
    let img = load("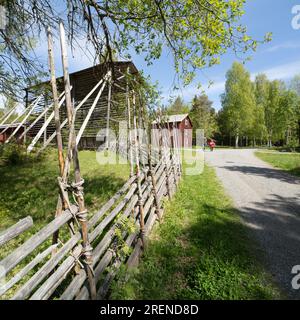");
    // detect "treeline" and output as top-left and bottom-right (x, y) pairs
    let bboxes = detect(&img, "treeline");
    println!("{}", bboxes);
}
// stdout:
(165, 62), (300, 149)
(165, 94), (218, 141)
(218, 62), (300, 148)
